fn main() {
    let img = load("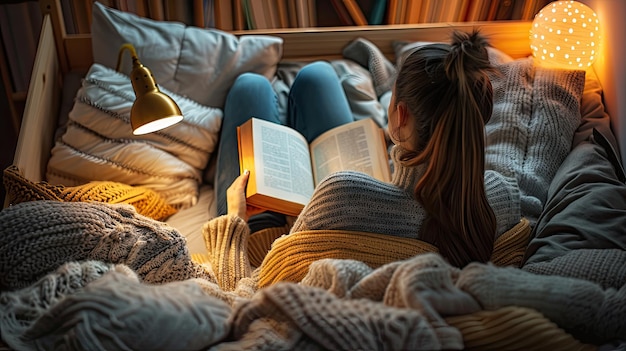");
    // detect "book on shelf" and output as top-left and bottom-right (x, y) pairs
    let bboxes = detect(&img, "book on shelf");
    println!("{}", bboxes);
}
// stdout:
(248, 0), (269, 29)
(147, 0), (164, 21)
(237, 117), (391, 216)
(342, 0), (368, 25)
(276, 0), (290, 28)
(368, 0), (387, 24)
(405, 0), (423, 23)
(327, 0), (355, 25)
